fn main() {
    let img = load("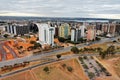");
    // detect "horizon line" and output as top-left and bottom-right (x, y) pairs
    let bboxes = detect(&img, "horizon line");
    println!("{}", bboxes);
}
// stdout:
(0, 16), (120, 20)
